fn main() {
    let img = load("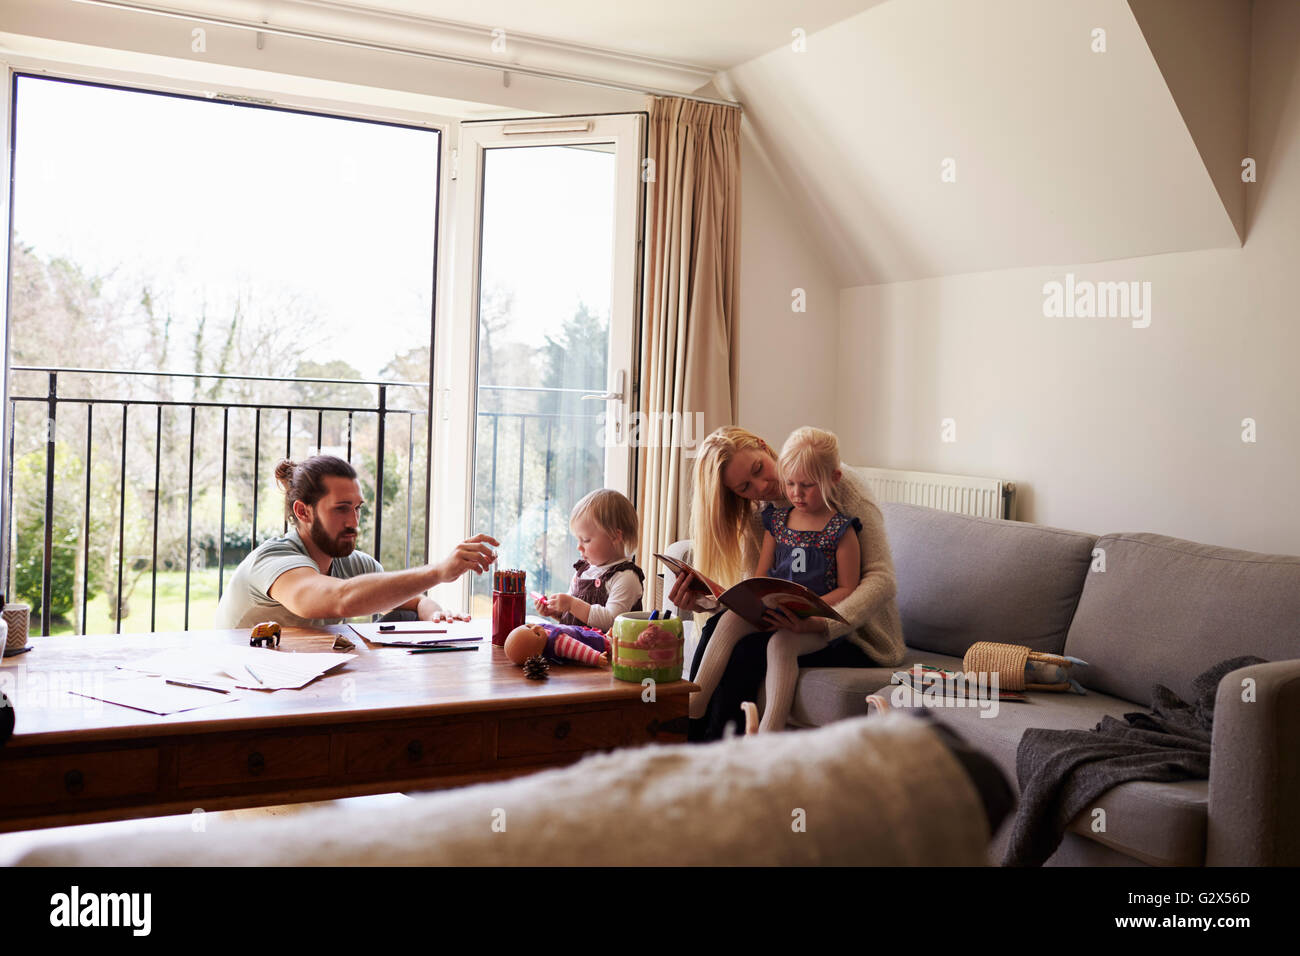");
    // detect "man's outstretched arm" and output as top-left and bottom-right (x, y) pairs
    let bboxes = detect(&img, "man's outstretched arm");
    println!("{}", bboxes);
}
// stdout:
(269, 534), (498, 621)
